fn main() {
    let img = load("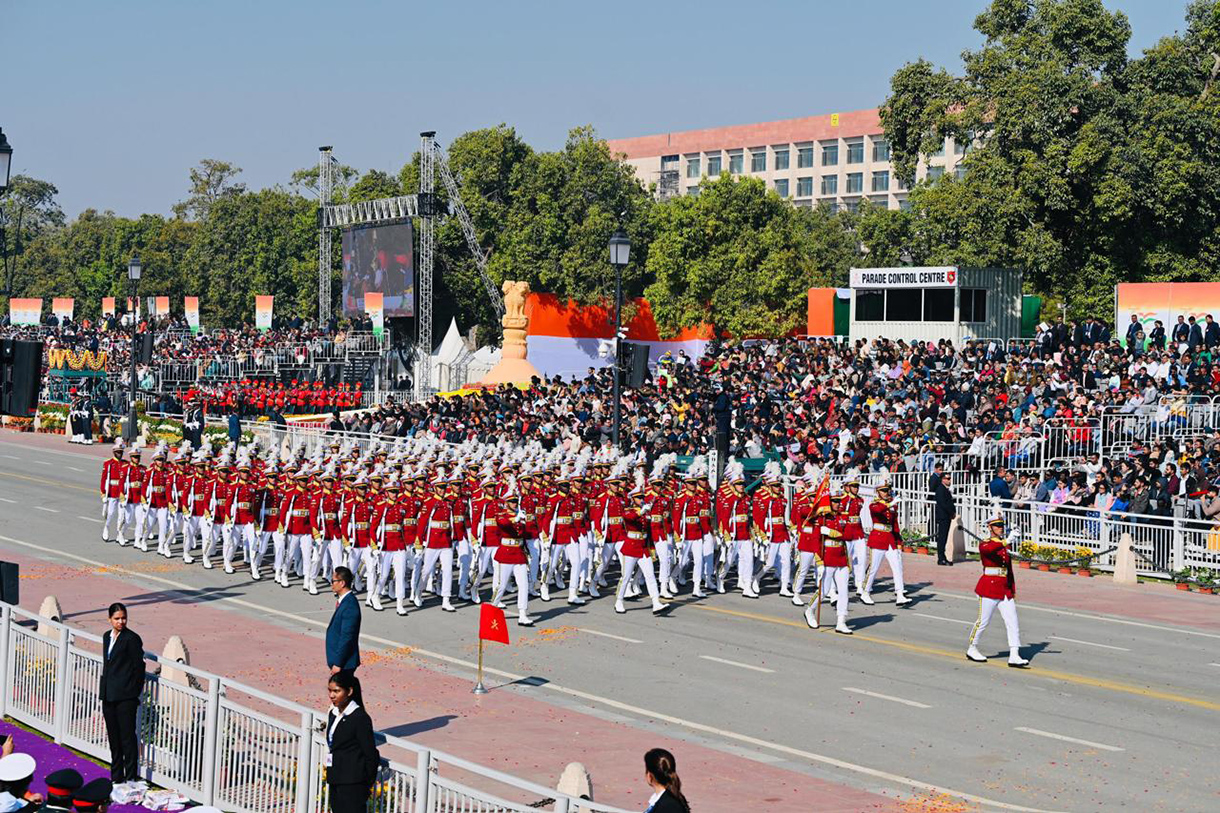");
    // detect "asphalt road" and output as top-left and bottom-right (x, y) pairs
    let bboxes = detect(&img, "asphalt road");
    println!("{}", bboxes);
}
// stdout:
(2, 438), (1218, 812)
